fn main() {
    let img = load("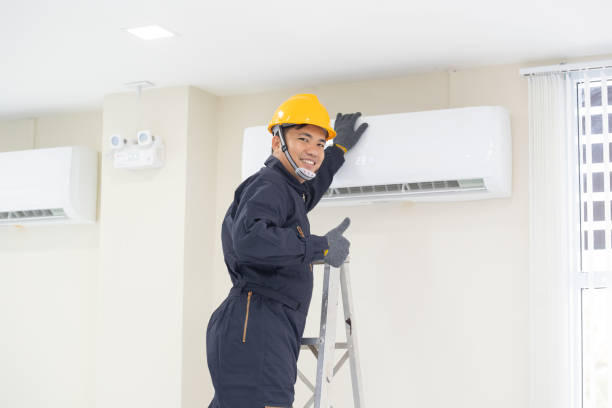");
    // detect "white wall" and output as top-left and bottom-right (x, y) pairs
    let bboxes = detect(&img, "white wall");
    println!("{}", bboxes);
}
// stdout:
(0, 112), (101, 408)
